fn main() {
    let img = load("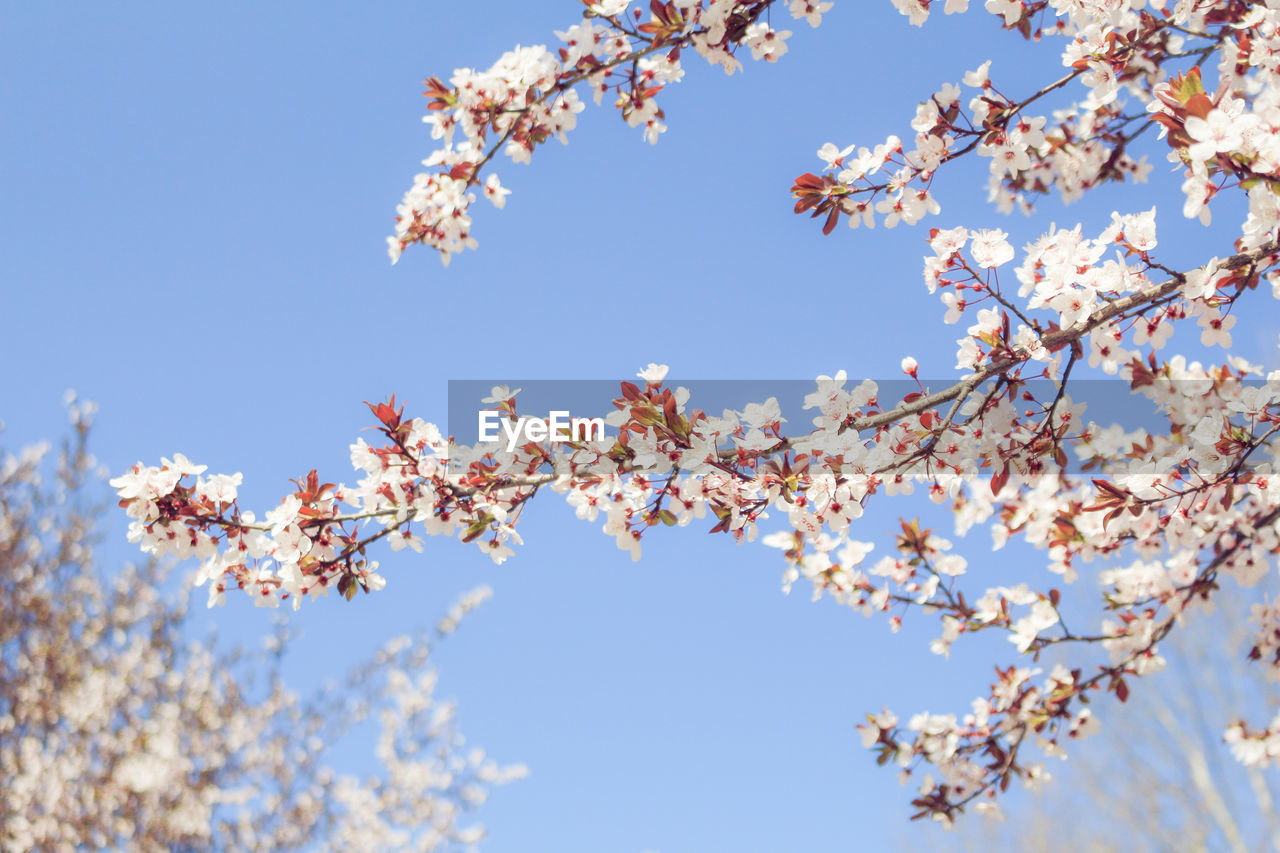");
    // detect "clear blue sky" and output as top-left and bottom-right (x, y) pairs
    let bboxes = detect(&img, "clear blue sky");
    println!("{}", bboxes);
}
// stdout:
(2, 3), (1273, 851)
